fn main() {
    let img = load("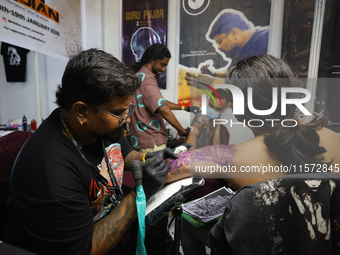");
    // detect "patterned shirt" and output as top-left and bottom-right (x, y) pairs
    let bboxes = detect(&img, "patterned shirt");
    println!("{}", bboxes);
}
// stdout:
(129, 66), (168, 150)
